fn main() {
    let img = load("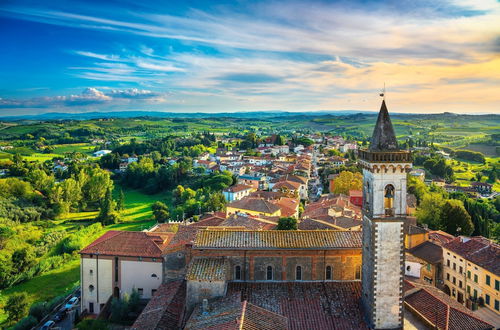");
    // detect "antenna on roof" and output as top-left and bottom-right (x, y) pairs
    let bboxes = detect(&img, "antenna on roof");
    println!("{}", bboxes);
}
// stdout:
(379, 82), (386, 100)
